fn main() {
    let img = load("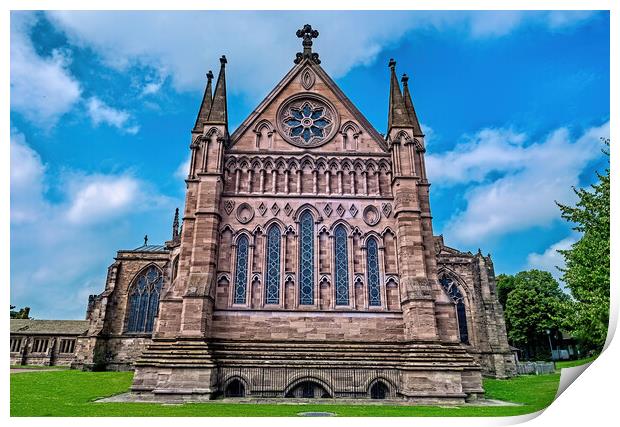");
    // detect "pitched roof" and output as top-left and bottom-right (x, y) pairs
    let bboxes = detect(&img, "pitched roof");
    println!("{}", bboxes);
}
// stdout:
(229, 58), (388, 151)
(127, 244), (168, 253)
(10, 319), (89, 335)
